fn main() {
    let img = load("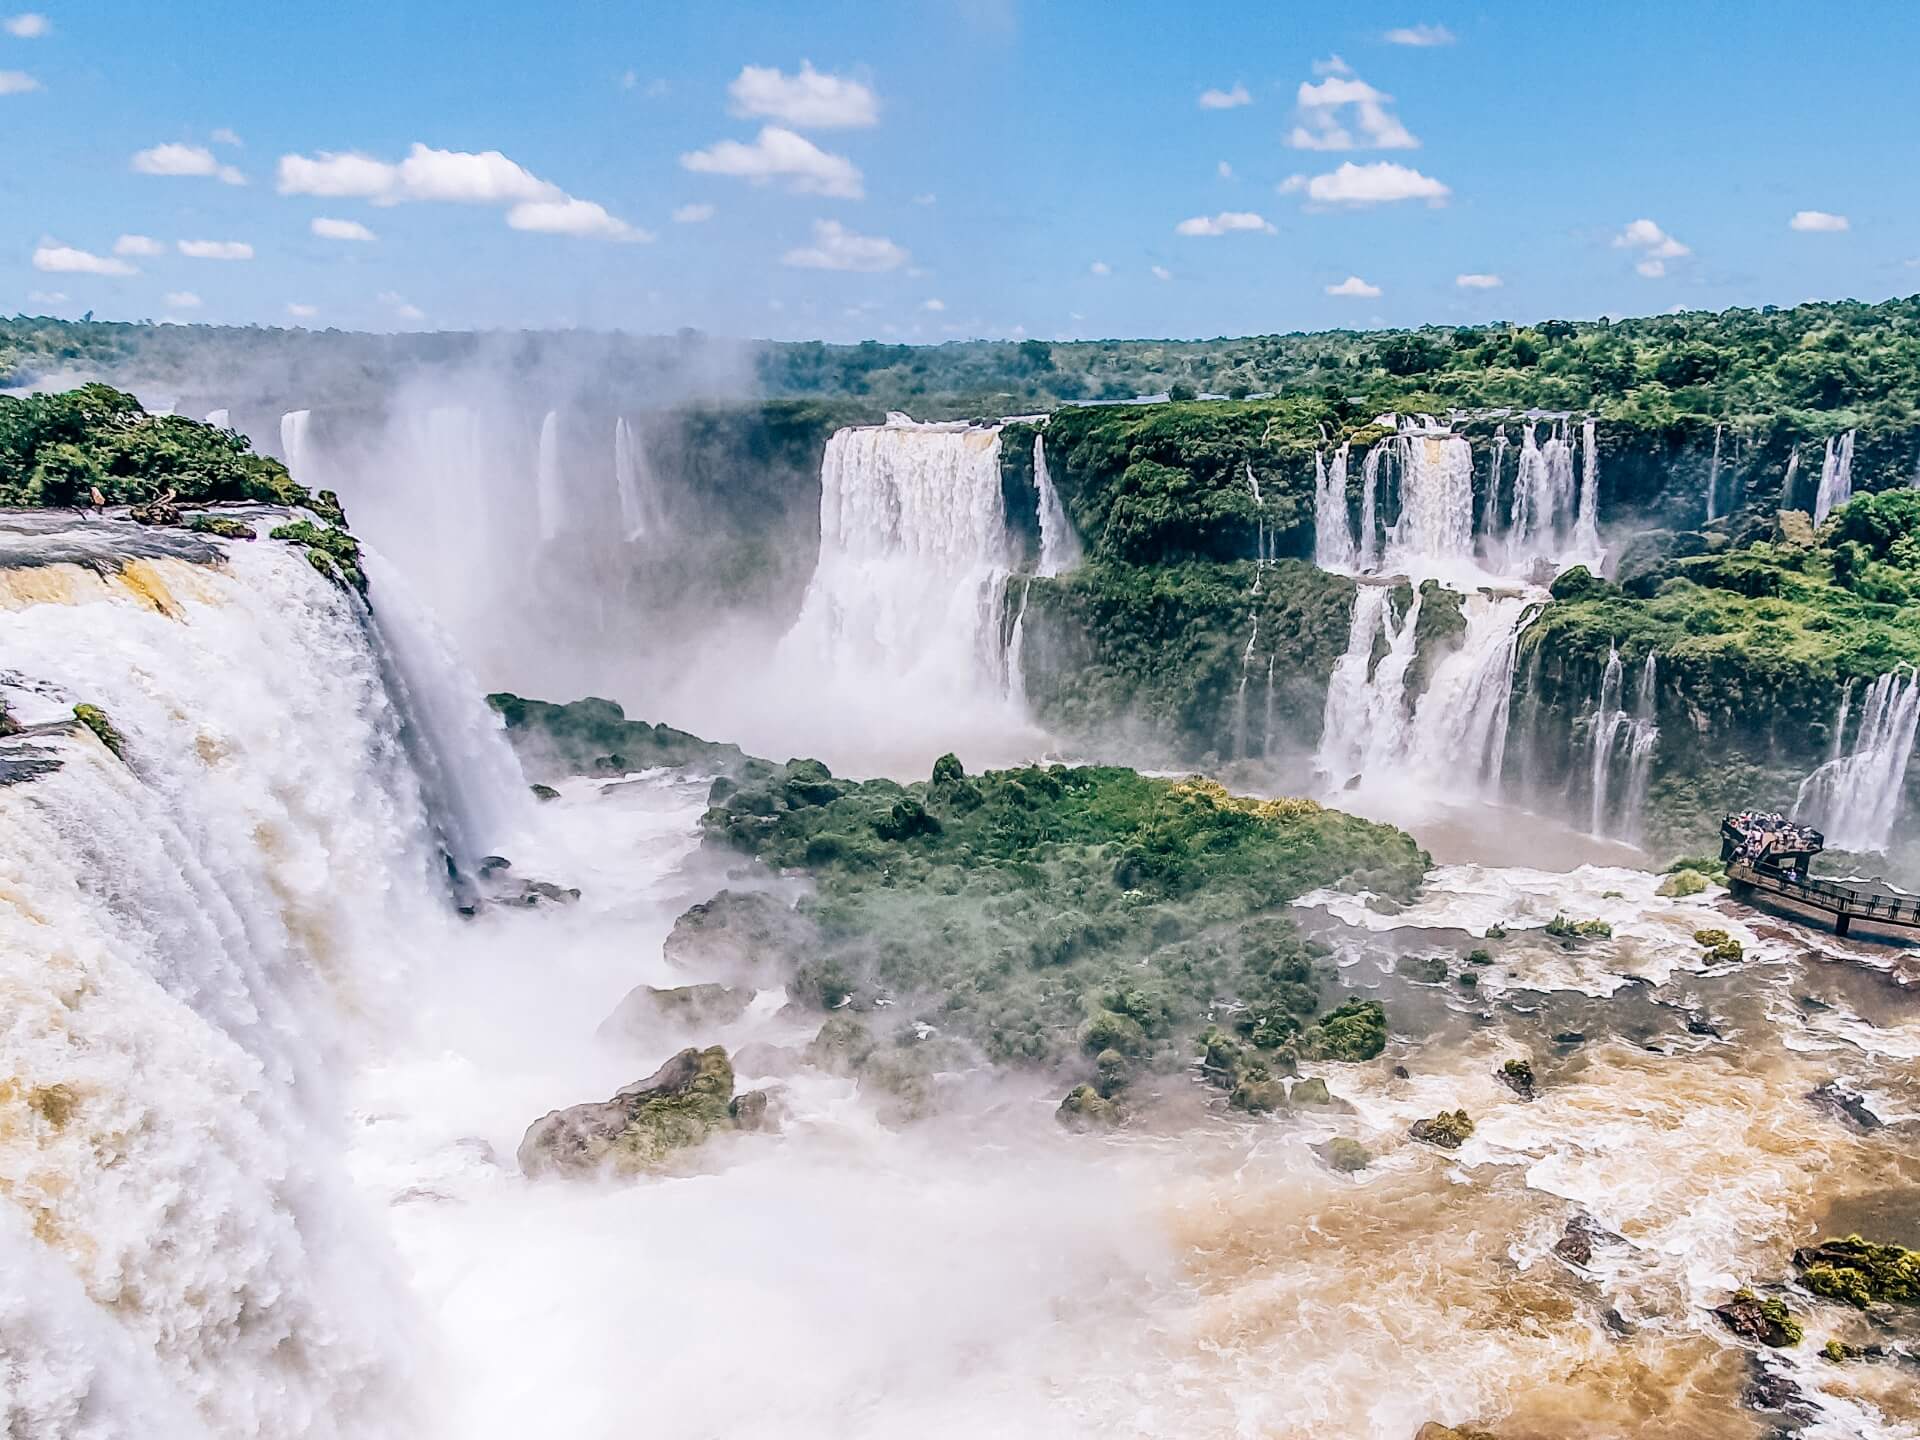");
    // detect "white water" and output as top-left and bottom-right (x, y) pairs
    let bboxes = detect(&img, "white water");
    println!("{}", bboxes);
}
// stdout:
(1571, 418), (1602, 564)
(1587, 648), (1659, 841)
(535, 410), (562, 542)
(612, 417), (653, 542)
(1794, 667), (1920, 851)
(1504, 422), (1579, 573)
(1404, 594), (1532, 792)
(1705, 423), (1723, 523)
(204, 407), (231, 431)
(1812, 428), (1857, 525)
(279, 409), (313, 483)
(1315, 584), (1424, 788)
(1033, 435), (1083, 577)
(0, 533), (525, 1438)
